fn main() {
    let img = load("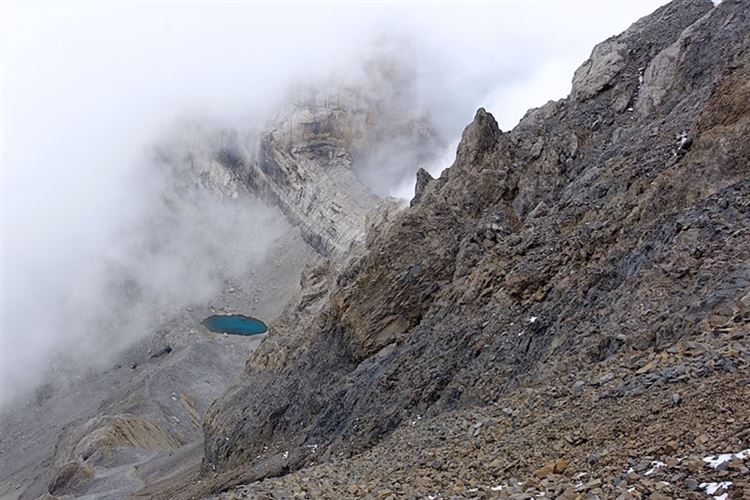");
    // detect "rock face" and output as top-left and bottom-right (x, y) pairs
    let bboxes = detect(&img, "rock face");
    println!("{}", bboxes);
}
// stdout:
(246, 94), (382, 258)
(198, 0), (750, 496)
(411, 167), (435, 207)
(221, 61), (442, 259)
